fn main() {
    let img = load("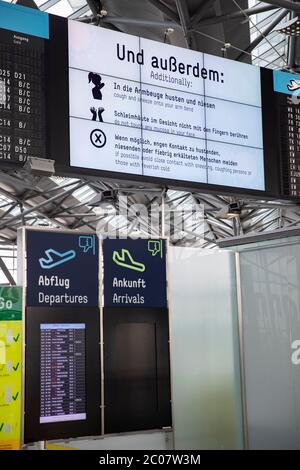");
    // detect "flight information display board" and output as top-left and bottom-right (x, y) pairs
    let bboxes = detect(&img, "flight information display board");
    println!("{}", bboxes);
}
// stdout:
(40, 323), (86, 424)
(0, 29), (46, 163)
(68, 21), (264, 192)
(273, 70), (300, 198)
(278, 94), (300, 197)
(25, 307), (101, 443)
